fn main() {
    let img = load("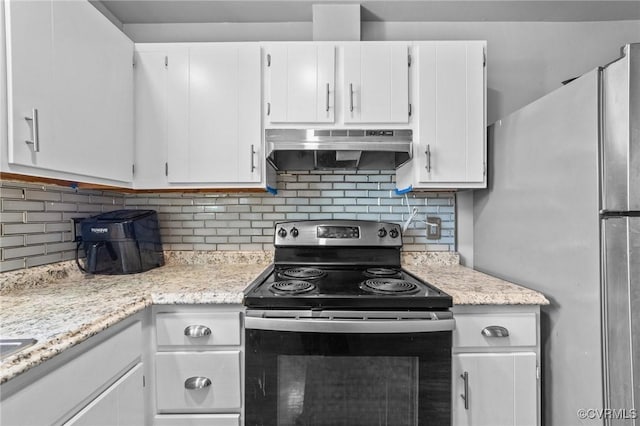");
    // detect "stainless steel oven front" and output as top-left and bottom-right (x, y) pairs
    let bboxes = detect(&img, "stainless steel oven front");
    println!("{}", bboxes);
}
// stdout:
(244, 310), (454, 426)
